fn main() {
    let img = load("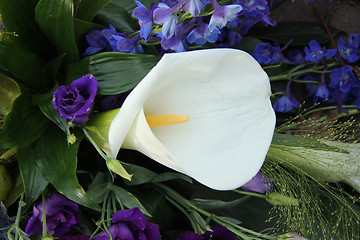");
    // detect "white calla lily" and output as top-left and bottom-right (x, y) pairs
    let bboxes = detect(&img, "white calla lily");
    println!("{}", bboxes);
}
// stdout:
(89, 48), (276, 190)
